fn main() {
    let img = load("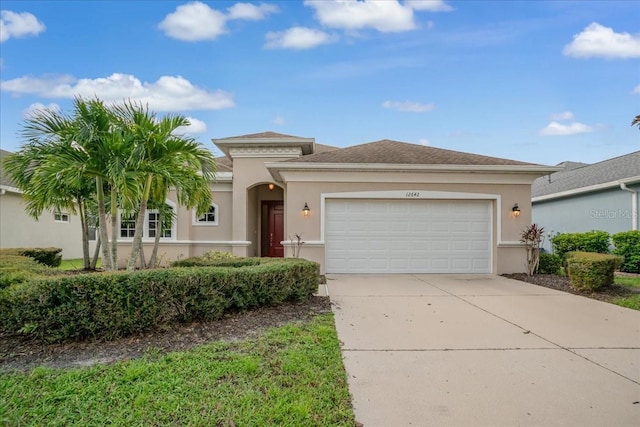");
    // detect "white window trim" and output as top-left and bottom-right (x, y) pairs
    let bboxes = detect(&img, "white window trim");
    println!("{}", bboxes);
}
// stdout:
(54, 211), (70, 223)
(118, 199), (177, 241)
(192, 203), (219, 226)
